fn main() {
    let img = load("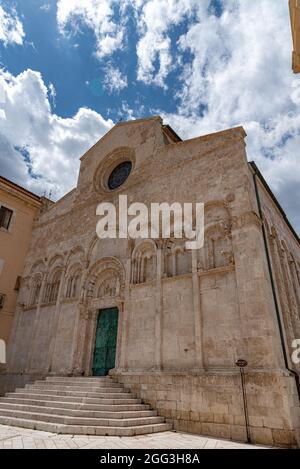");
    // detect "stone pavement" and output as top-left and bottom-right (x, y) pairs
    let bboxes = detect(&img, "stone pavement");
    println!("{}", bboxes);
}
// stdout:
(0, 425), (268, 449)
